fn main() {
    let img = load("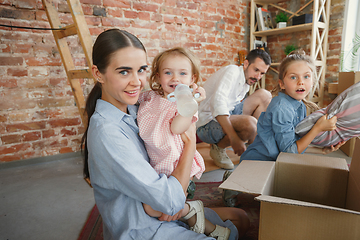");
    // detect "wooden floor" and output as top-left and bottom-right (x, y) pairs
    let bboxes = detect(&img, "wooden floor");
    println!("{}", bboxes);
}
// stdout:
(196, 142), (240, 173)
